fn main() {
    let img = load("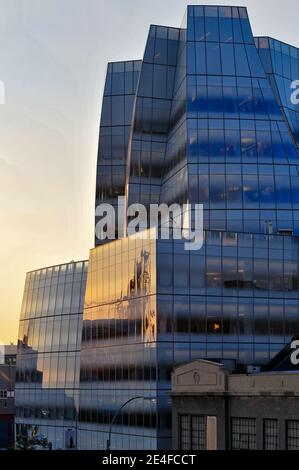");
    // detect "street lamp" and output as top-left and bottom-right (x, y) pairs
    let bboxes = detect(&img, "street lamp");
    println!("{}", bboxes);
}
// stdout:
(106, 396), (153, 451)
